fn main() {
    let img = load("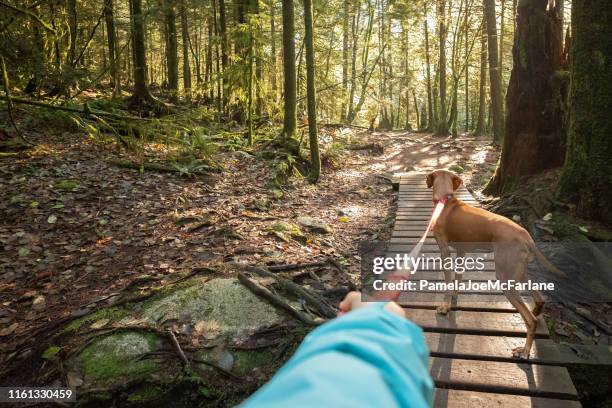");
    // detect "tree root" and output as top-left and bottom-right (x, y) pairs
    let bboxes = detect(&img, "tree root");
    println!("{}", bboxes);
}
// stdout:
(243, 265), (337, 319)
(237, 273), (319, 326)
